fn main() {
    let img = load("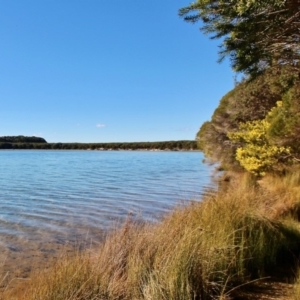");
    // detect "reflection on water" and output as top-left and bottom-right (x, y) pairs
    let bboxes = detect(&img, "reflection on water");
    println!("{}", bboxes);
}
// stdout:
(0, 150), (215, 285)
